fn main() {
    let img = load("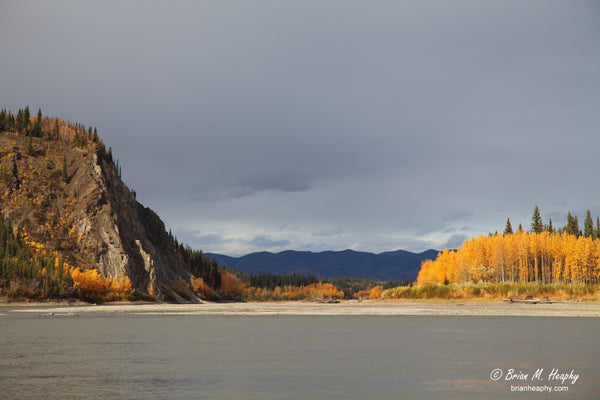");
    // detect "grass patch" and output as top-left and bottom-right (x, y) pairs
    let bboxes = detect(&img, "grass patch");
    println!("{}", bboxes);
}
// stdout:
(382, 282), (600, 300)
